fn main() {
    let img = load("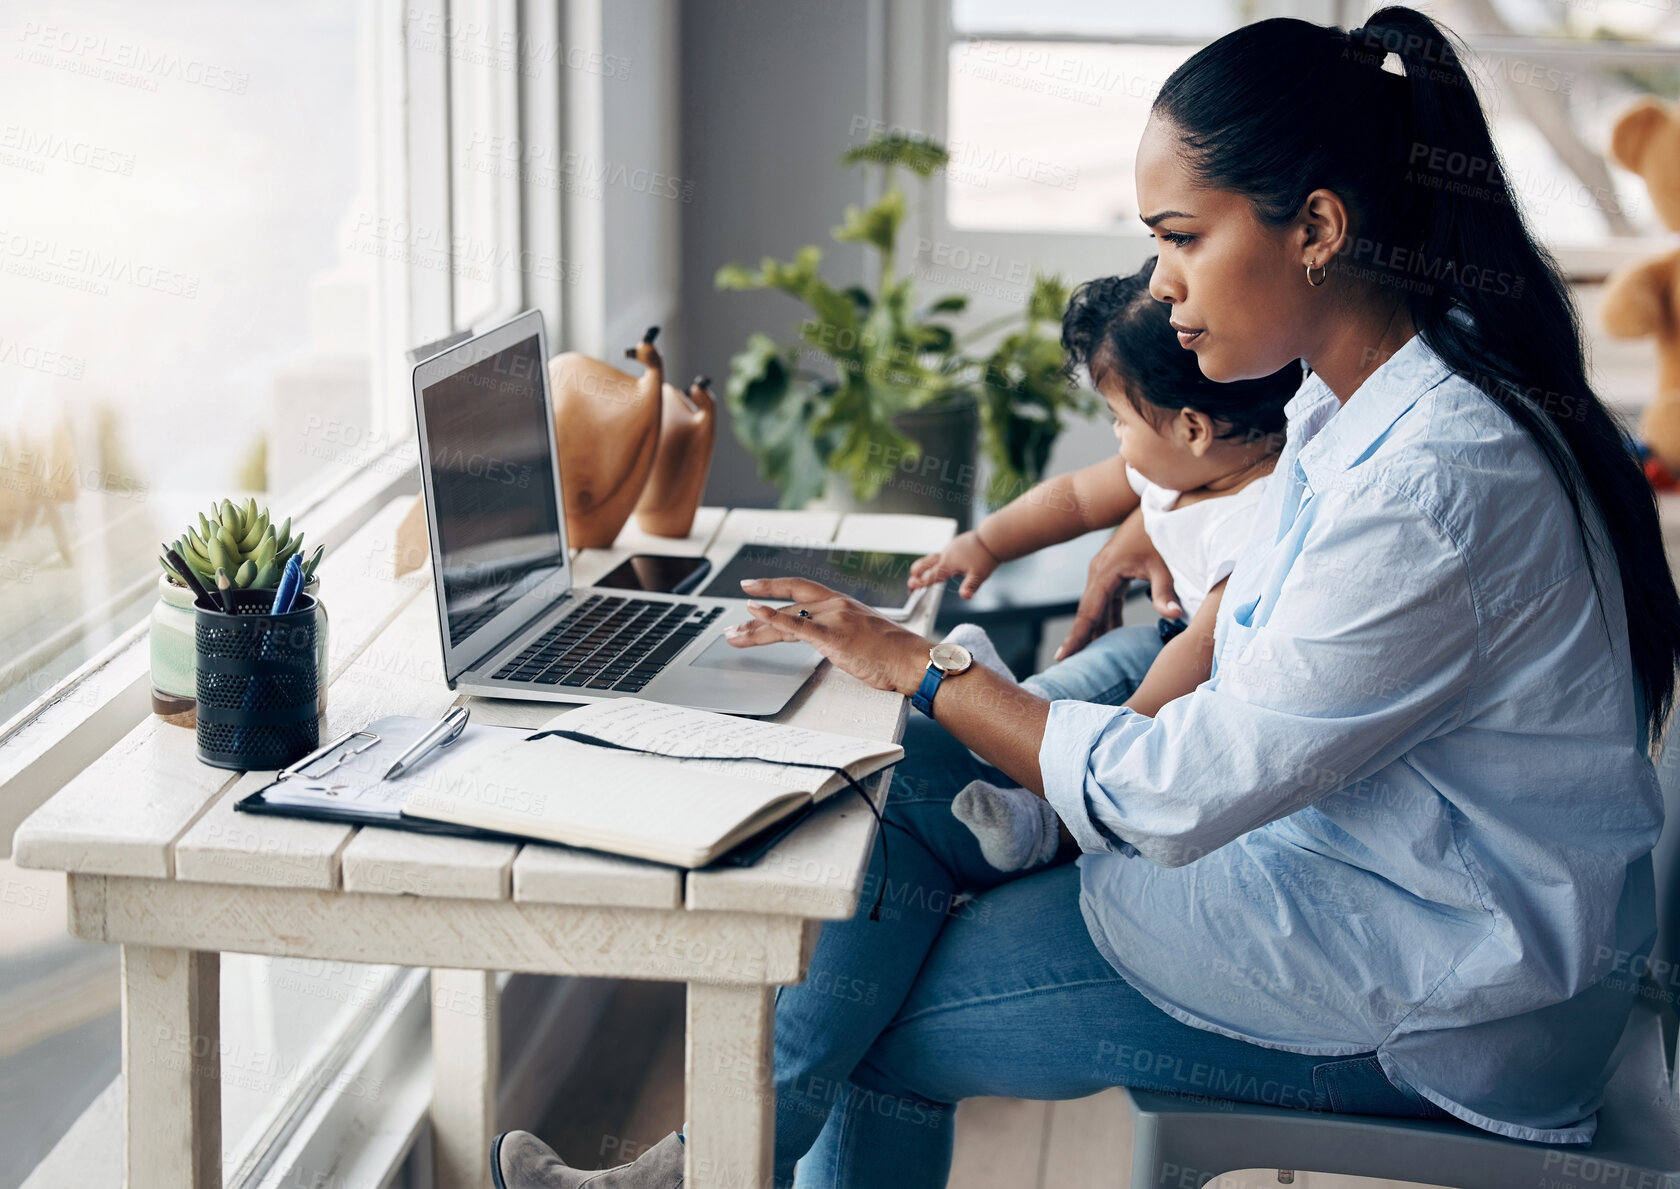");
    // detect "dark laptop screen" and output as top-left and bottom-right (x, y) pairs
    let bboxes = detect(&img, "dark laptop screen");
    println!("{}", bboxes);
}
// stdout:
(419, 333), (567, 647)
